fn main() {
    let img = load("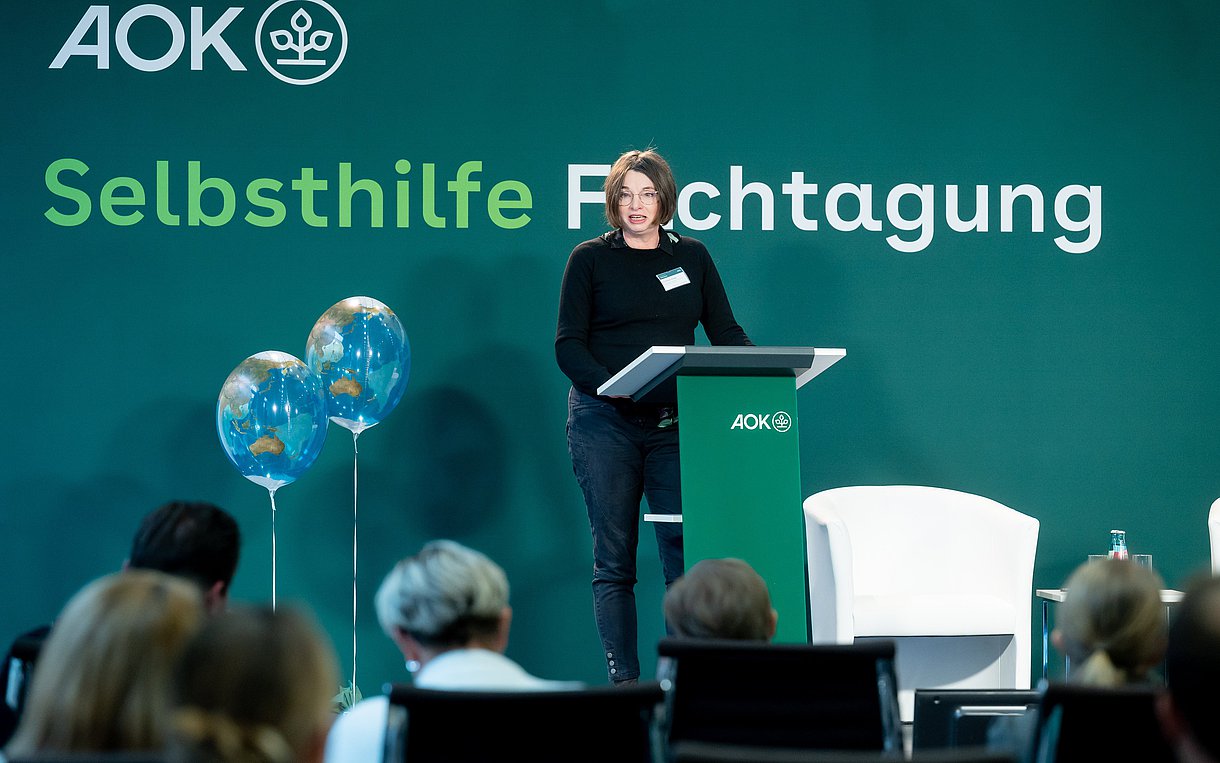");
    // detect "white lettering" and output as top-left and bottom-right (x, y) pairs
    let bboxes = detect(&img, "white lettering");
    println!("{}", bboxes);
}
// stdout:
(730, 413), (773, 430)
(115, 5), (185, 72)
(1053, 185), (1102, 254)
(567, 164), (610, 229)
(826, 183), (883, 232)
(1001, 184), (1045, 233)
(780, 171), (818, 231)
(946, 184), (989, 232)
(191, 7), (245, 71)
(50, 6), (110, 69)
(886, 183), (935, 253)
(730, 165), (773, 231)
(678, 181), (721, 231)
(563, 164), (1102, 253)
